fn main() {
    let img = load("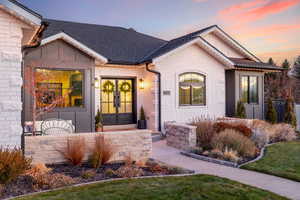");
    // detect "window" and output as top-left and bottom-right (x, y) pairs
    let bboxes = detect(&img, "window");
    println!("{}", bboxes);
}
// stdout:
(35, 69), (84, 108)
(240, 75), (258, 104)
(179, 73), (206, 106)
